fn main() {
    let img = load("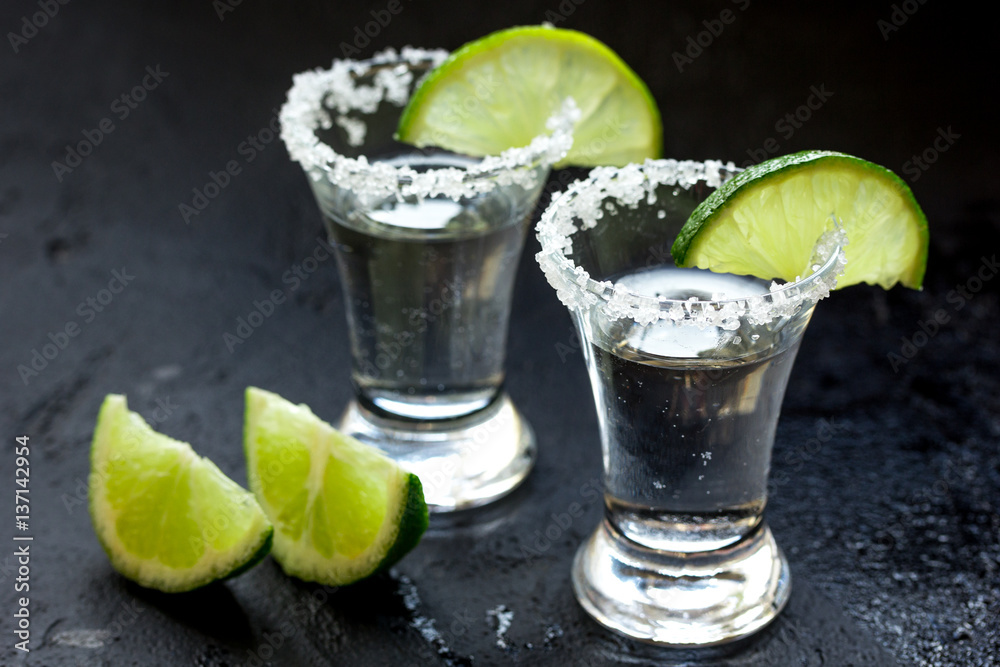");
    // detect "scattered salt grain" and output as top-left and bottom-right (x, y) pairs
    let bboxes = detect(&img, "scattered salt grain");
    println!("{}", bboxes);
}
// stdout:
(486, 604), (515, 651)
